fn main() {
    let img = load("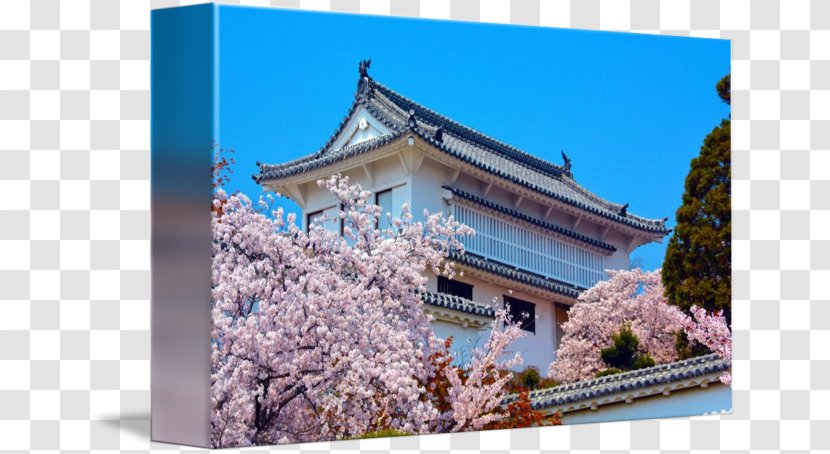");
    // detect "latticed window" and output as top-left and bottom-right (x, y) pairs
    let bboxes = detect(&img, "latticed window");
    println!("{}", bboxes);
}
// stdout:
(453, 204), (606, 288)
